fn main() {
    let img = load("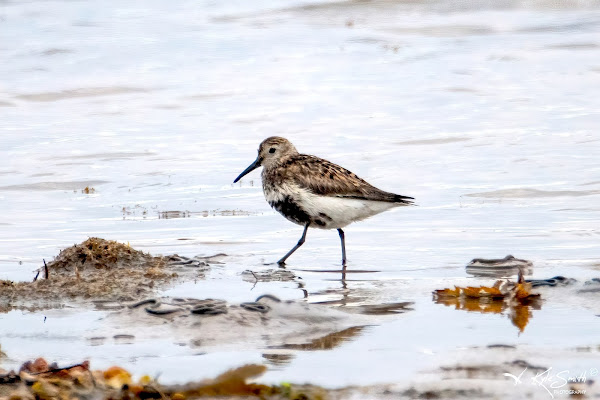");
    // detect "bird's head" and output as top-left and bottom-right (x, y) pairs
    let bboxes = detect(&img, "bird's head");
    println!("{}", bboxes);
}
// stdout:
(233, 137), (298, 183)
